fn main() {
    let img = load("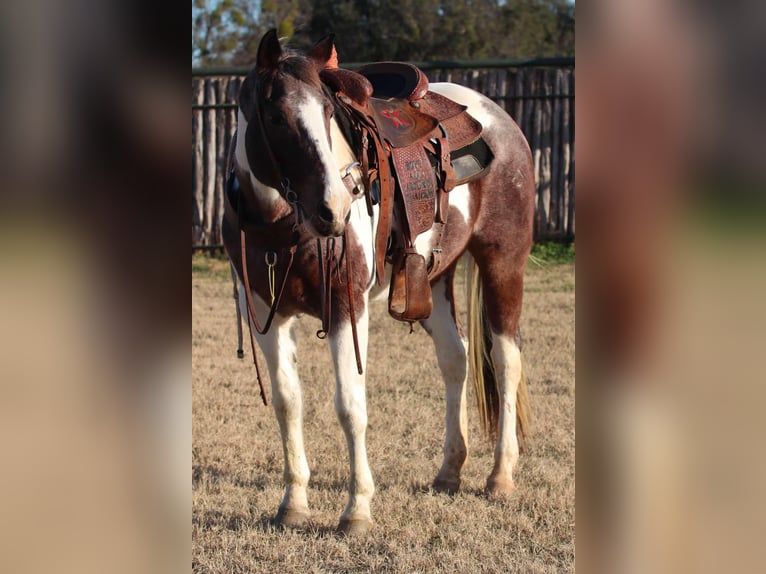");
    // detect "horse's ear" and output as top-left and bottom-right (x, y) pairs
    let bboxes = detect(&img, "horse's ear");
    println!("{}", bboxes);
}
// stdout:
(256, 29), (282, 72)
(307, 33), (337, 69)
